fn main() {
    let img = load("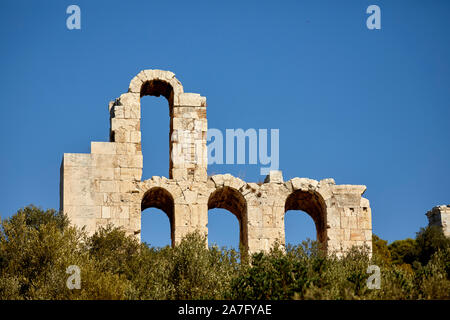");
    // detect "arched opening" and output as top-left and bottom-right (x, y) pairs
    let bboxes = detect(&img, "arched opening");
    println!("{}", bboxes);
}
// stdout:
(141, 187), (175, 247)
(284, 211), (317, 244)
(140, 95), (170, 180)
(208, 187), (248, 253)
(139, 80), (175, 180)
(284, 190), (327, 248)
(207, 208), (240, 249)
(140, 79), (175, 103)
